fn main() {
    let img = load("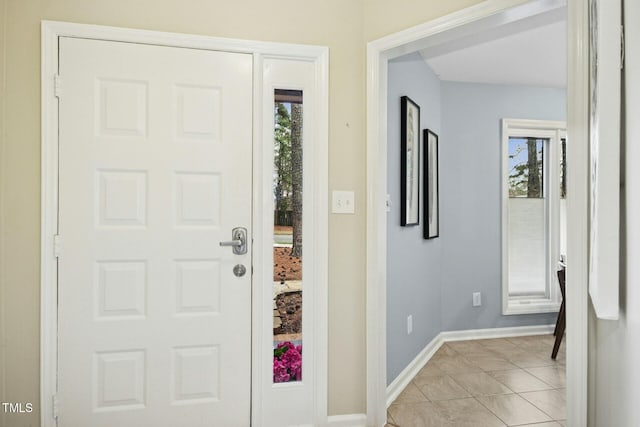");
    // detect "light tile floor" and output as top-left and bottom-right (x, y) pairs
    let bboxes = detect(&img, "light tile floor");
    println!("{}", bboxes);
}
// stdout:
(387, 334), (566, 427)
